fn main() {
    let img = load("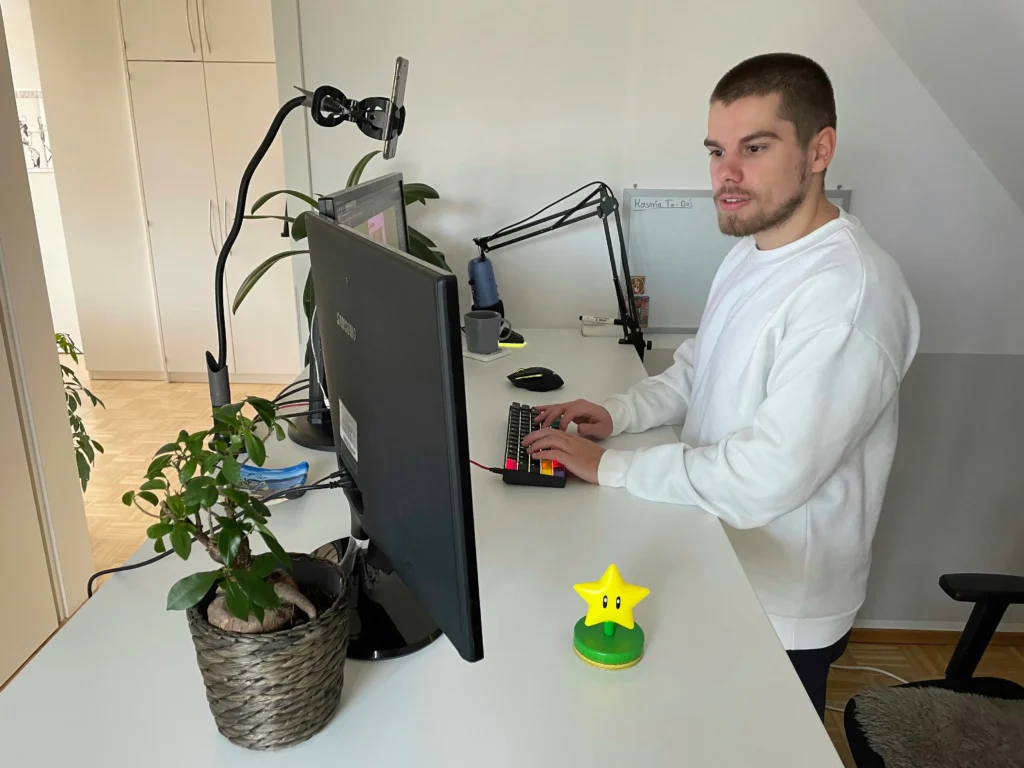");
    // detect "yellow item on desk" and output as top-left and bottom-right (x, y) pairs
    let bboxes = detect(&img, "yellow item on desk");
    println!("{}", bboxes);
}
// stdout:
(498, 340), (526, 348)
(573, 563), (650, 630)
